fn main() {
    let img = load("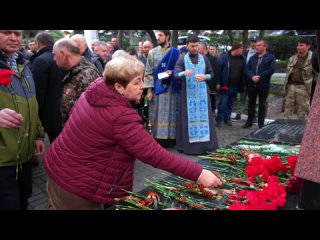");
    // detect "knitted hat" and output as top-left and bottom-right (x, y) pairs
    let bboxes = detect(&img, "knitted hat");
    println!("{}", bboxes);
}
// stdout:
(231, 42), (243, 51)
